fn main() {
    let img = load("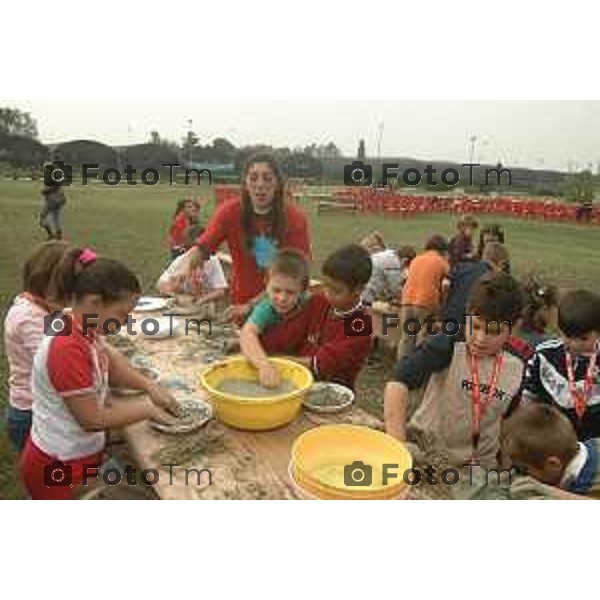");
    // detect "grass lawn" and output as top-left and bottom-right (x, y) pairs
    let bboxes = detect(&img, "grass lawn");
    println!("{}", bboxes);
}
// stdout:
(1, 180), (600, 499)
